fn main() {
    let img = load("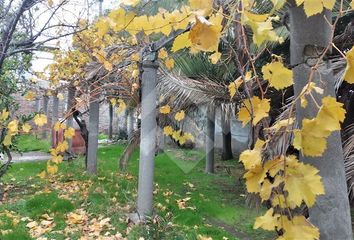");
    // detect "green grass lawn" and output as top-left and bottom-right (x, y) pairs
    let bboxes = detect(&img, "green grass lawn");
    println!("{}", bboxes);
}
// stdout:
(0, 144), (274, 240)
(14, 134), (51, 153)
